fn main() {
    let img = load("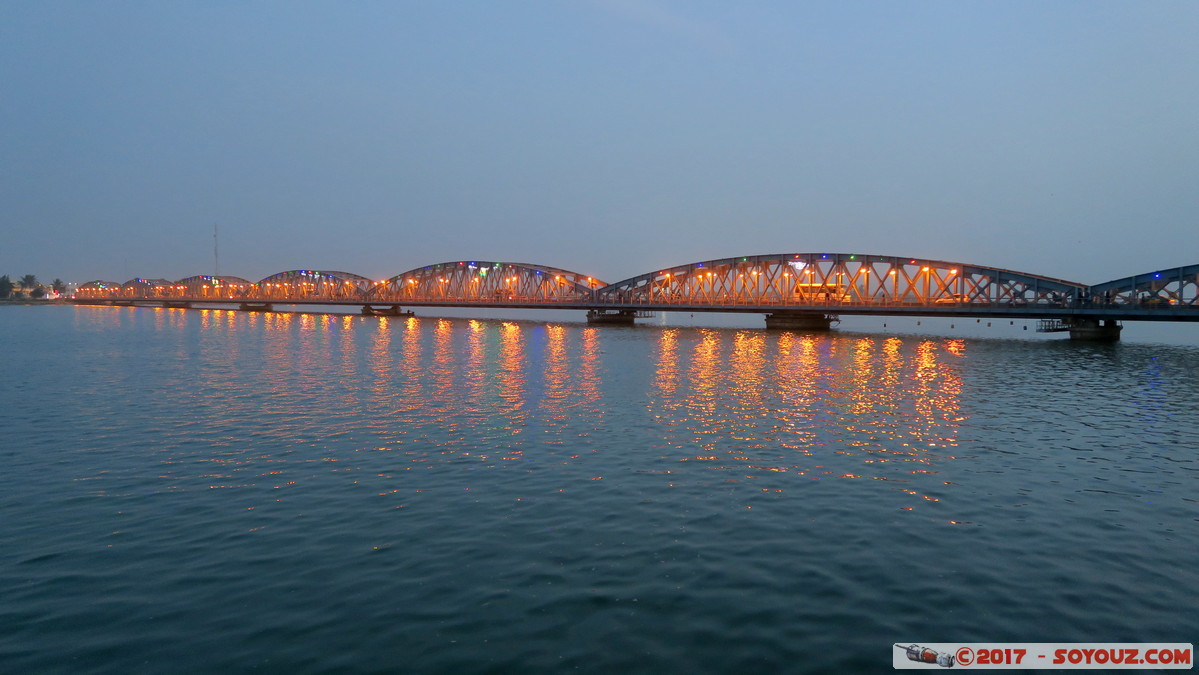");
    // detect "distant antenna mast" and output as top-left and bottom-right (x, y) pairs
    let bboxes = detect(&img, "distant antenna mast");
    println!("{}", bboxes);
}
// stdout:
(214, 223), (220, 277)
